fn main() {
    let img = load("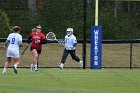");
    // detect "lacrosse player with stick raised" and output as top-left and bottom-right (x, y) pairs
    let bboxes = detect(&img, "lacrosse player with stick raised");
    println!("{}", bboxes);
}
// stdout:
(58, 28), (83, 69)
(2, 26), (22, 74)
(27, 25), (46, 72)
